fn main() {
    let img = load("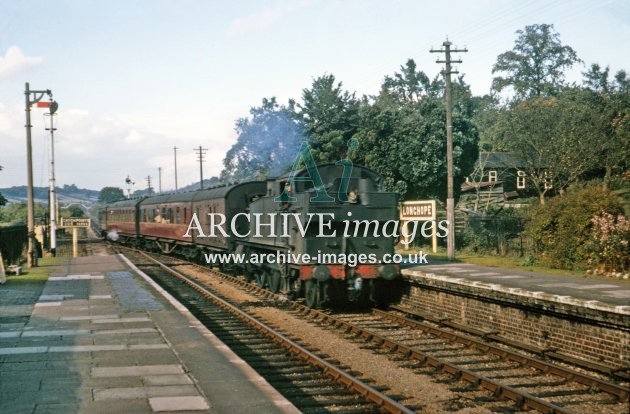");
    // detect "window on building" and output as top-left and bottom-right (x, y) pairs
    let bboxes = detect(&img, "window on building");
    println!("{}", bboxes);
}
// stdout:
(488, 170), (498, 182)
(517, 170), (526, 189)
